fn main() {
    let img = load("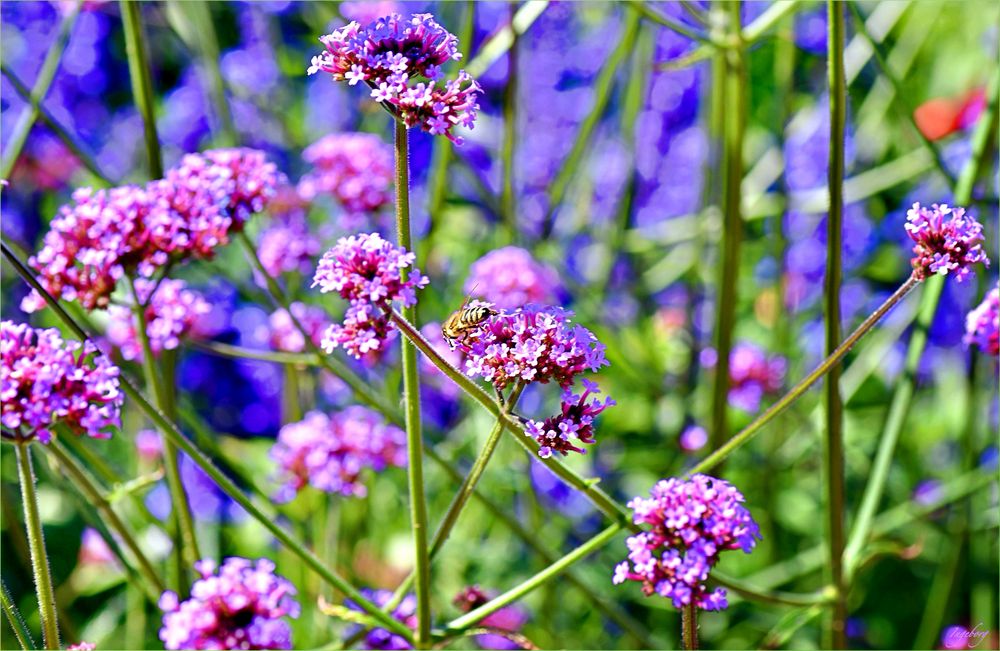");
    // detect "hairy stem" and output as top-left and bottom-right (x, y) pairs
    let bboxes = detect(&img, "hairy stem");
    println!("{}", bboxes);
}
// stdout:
(681, 603), (698, 650)
(1, 579), (36, 651)
(823, 2), (847, 646)
(14, 442), (60, 649)
(395, 120), (432, 648)
(120, 0), (163, 178)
